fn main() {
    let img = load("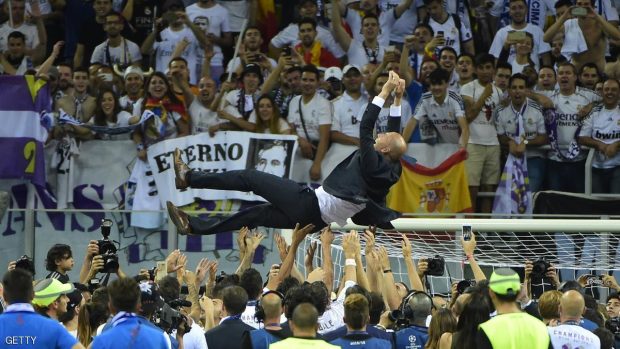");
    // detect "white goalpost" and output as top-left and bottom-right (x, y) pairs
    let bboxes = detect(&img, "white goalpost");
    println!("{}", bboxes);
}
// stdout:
(295, 218), (620, 298)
